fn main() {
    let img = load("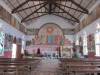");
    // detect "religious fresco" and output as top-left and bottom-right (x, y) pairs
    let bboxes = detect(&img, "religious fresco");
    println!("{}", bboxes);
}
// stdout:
(33, 23), (73, 46)
(34, 23), (64, 45)
(26, 23), (73, 58)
